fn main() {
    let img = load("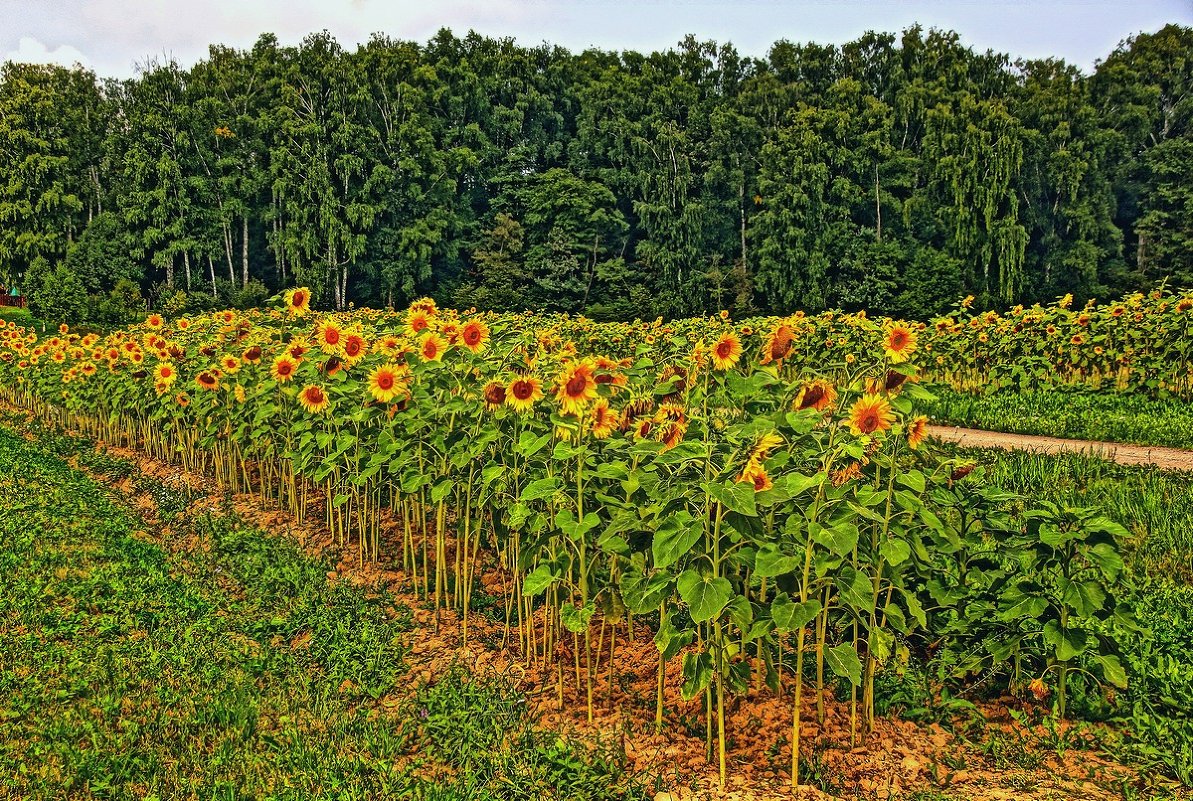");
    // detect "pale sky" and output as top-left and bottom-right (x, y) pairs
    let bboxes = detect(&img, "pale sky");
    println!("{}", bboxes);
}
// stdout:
(3, 0), (1190, 78)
